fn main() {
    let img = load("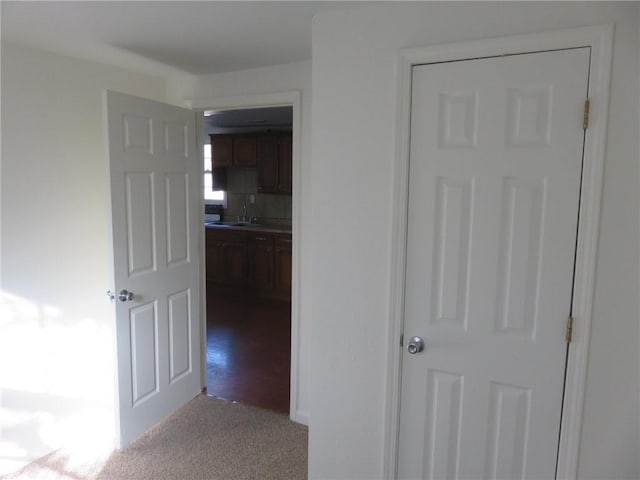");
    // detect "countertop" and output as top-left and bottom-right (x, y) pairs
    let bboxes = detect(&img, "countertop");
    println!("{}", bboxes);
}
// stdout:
(204, 222), (292, 234)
